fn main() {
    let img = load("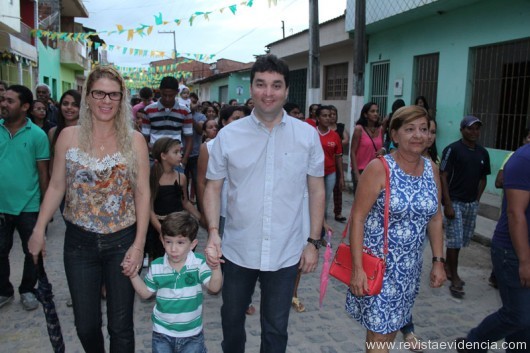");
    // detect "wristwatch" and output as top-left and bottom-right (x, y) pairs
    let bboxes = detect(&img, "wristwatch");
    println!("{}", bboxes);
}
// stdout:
(307, 237), (322, 250)
(432, 257), (446, 263)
